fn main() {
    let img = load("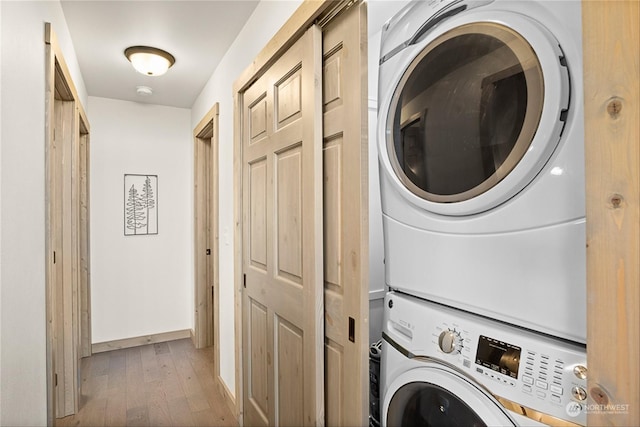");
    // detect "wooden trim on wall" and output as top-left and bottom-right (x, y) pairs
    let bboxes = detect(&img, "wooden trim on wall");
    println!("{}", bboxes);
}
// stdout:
(78, 102), (90, 134)
(232, 89), (243, 422)
(194, 102), (219, 137)
(45, 24), (81, 103)
(78, 111), (91, 359)
(91, 329), (192, 354)
(583, 1), (640, 425)
(45, 23), (57, 427)
(45, 22), (92, 423)
(215, 376), (237, 421)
